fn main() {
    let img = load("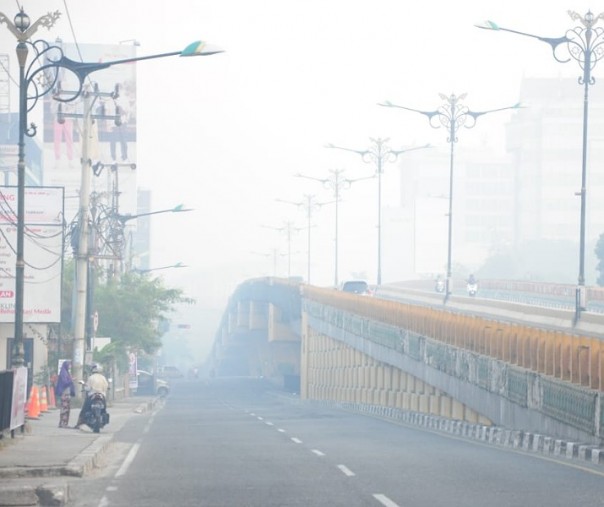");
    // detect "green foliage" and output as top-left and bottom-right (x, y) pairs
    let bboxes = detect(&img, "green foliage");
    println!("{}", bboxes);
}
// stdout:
(61, 263), (192, 372)
(94, 272), (191, 356)
(61, 259), (76, 336)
